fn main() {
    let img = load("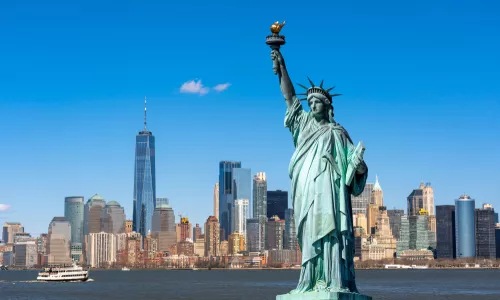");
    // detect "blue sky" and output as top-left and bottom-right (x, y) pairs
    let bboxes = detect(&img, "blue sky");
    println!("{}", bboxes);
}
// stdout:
(0, 1), (499, 236)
